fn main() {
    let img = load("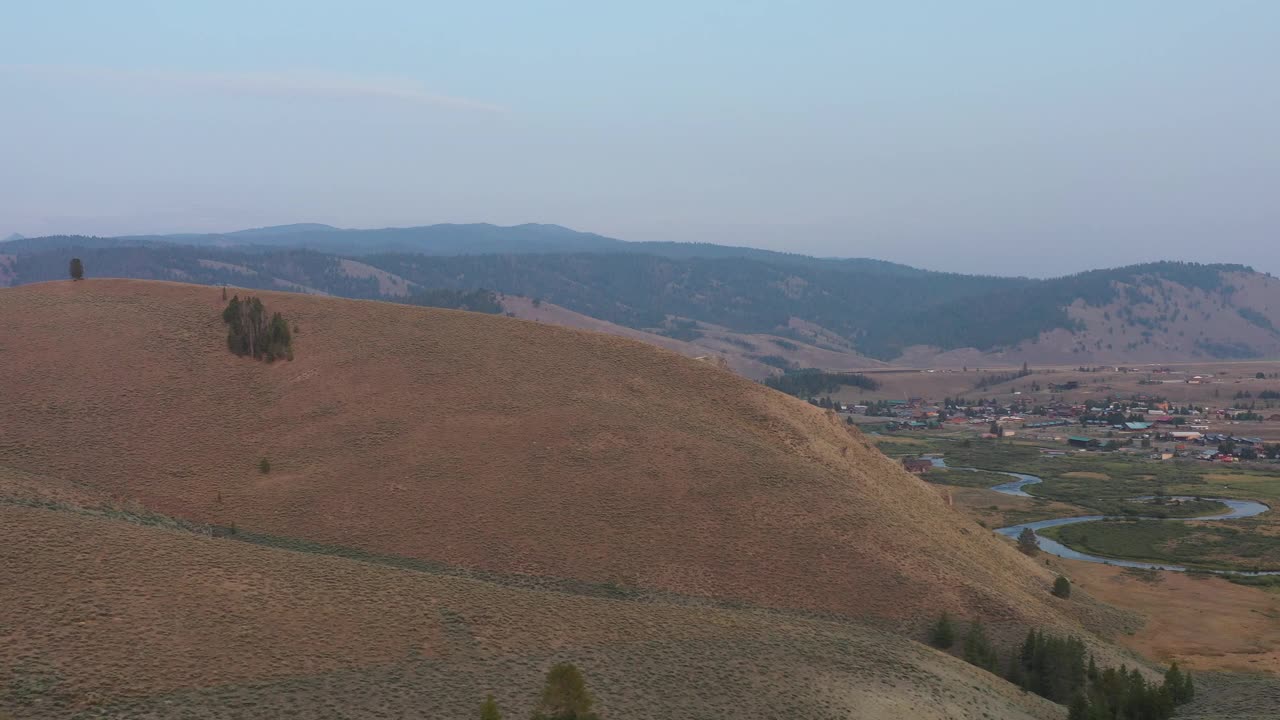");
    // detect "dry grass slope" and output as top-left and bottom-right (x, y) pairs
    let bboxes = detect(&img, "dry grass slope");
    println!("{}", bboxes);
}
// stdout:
(0, 280), (1092, 631)
(0, 493), (1065, 719)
